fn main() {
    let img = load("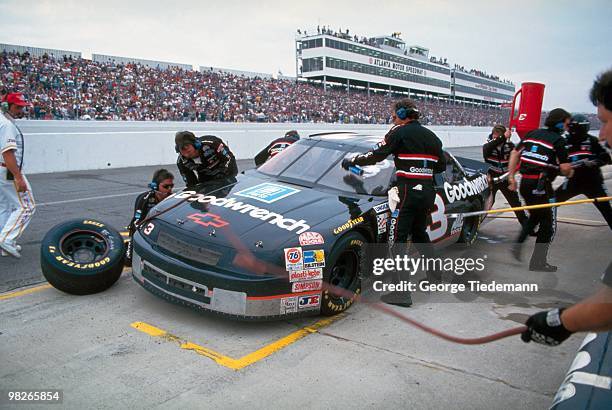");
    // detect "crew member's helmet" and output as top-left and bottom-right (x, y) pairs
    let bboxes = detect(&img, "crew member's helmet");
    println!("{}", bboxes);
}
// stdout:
(568, 114), (590, 136)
